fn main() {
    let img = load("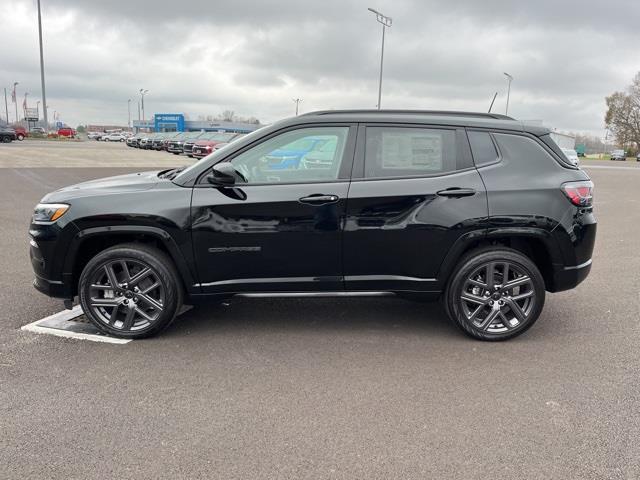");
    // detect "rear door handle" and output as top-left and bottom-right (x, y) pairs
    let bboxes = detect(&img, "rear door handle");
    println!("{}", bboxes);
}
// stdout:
(298, 194), (340, 205)
(436, 188), (476, 198)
